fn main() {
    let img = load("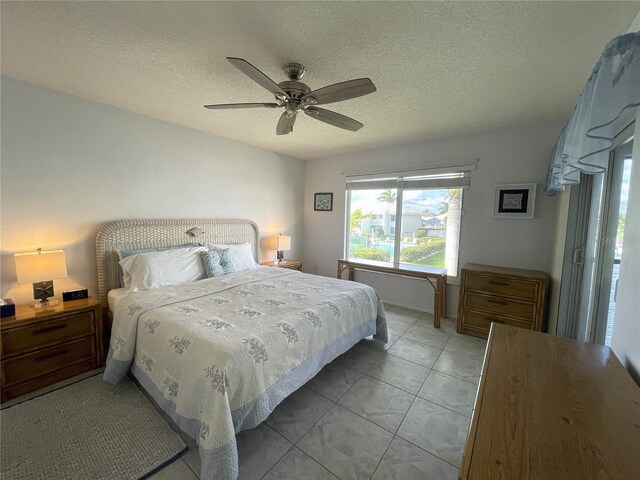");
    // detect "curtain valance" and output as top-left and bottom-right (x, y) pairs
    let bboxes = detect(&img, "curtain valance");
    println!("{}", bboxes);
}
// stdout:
(546, 32), (639, 194)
